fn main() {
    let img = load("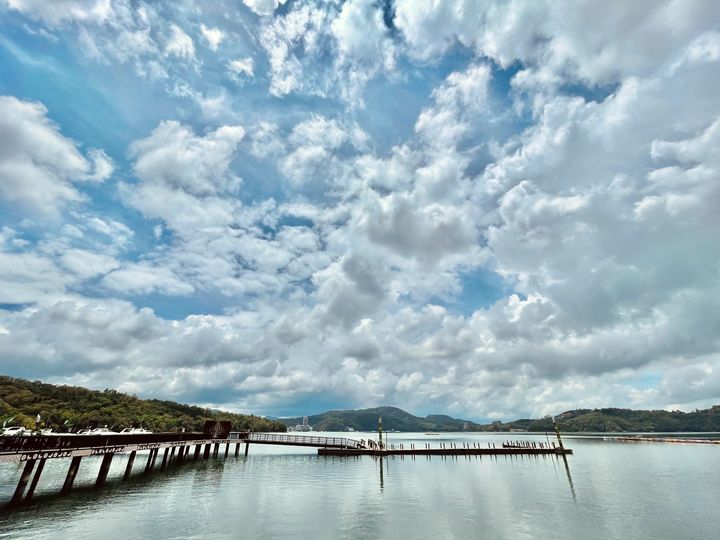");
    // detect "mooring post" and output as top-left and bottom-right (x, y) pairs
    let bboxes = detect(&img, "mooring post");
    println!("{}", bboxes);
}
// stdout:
(124, 451), (137, 479)
(24, 458), (46, 502)
(235, 442), (240, 457)
(552, 417), (565, 450)
(61, 456), (82, 494)
(96, 453), (114, 487)
(11, 460), (36, 505)
(244, 442), (250, 456)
